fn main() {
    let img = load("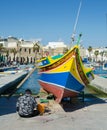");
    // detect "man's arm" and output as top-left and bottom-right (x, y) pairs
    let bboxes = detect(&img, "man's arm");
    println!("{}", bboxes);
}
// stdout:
(16, 98), (20, 111)
(32, 97), (38, 108)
